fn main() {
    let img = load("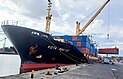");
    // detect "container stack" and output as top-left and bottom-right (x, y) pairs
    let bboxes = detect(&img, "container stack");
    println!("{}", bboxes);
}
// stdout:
(52, 35), (95, 55)
(90, 42), (98, 57)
